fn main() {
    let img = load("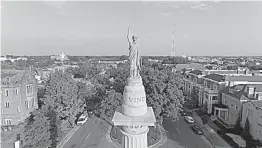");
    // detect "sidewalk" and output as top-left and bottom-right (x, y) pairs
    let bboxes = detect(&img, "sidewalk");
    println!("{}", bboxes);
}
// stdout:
(56, 125), (80, 148)
(192, 111), (232, 148)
